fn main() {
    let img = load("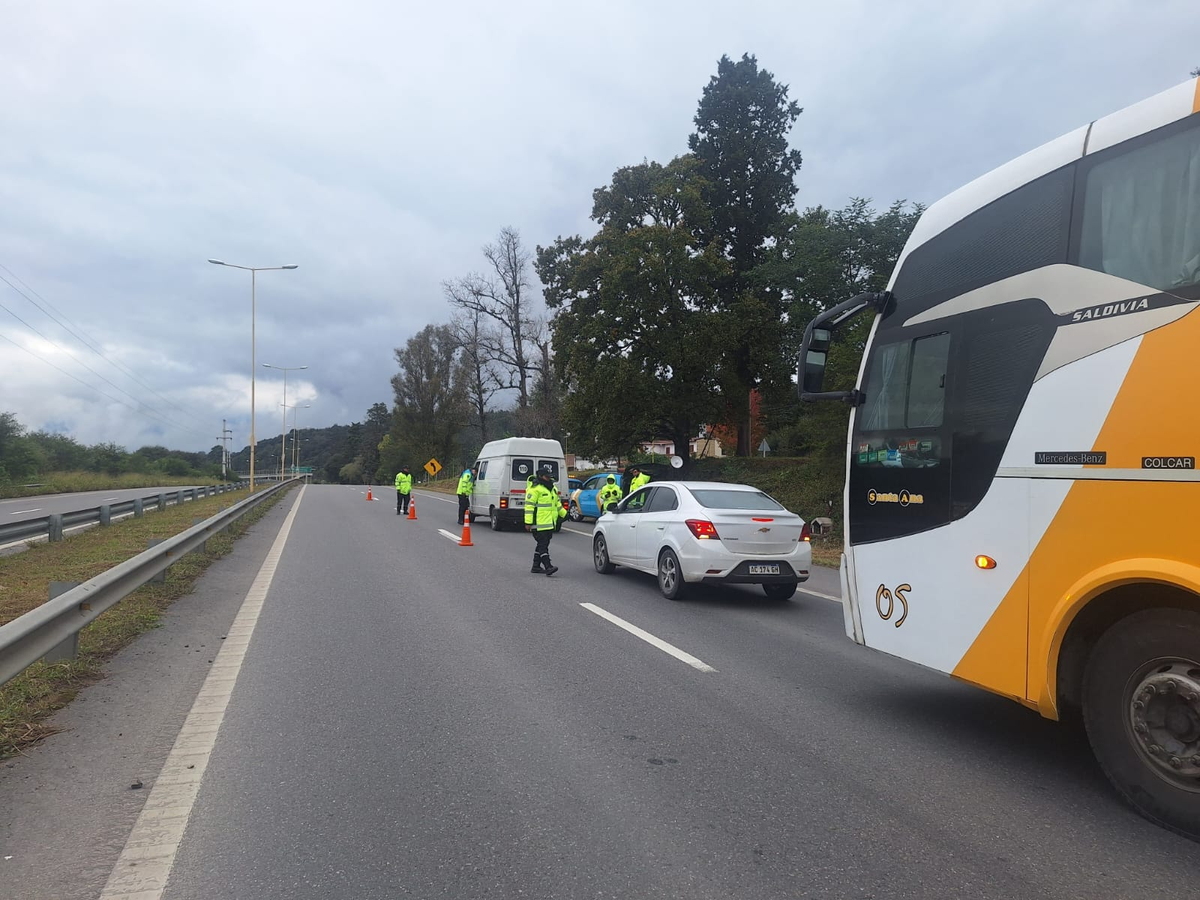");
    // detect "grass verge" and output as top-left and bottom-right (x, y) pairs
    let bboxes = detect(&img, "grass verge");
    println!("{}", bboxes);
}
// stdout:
(1, 472), (228, 500)
(0, 484), (291, 757)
